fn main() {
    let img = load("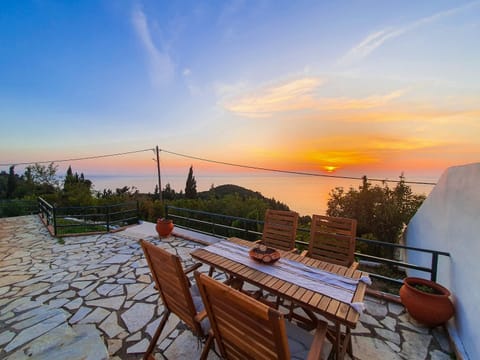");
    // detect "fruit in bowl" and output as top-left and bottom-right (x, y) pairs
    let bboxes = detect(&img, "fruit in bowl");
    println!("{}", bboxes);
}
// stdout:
(249, 244), (281, 264)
